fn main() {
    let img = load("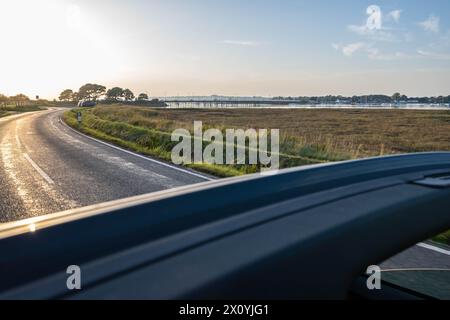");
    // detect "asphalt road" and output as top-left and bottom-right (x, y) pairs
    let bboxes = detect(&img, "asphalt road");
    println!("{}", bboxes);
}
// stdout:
(0, 108), (209, 223)
(380, 242), (450, 299)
